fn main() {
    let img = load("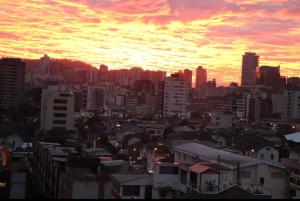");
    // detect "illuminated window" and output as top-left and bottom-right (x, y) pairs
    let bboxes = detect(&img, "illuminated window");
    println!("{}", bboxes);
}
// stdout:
(0, 182), (6, 187)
